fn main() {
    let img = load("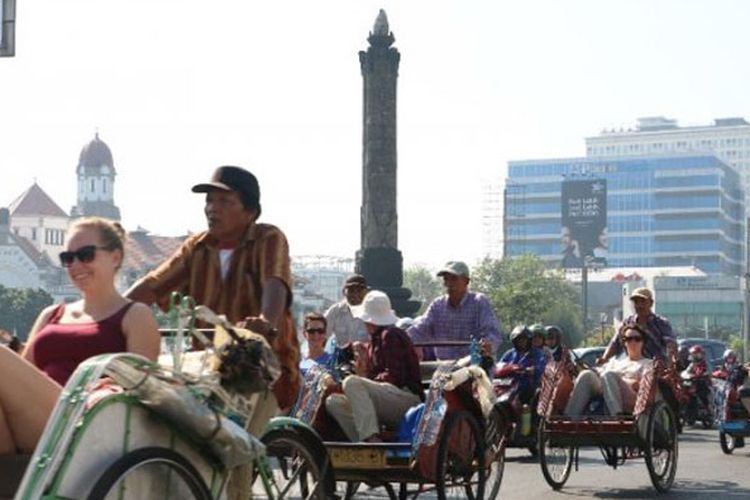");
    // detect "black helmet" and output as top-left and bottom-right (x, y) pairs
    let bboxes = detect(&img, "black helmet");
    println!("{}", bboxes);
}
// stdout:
(510, 325), (531, 343)
(529, 323), (546, 338)
(545, 325), (563, 339)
